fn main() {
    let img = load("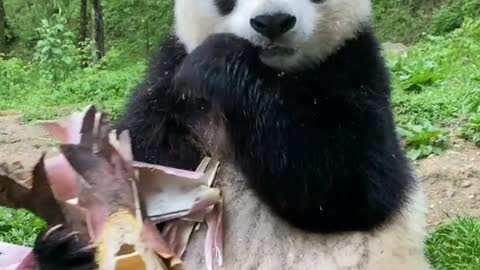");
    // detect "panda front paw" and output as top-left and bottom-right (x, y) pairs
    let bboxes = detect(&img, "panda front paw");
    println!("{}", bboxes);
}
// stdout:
(33, 224), (97, 270)
(200, 33), (256, 55)
(174, 33), (259, 101)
